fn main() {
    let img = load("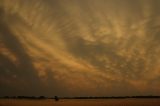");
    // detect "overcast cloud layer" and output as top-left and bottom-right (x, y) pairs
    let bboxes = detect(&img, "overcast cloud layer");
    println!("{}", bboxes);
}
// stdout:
(0, 0), (160, 96)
